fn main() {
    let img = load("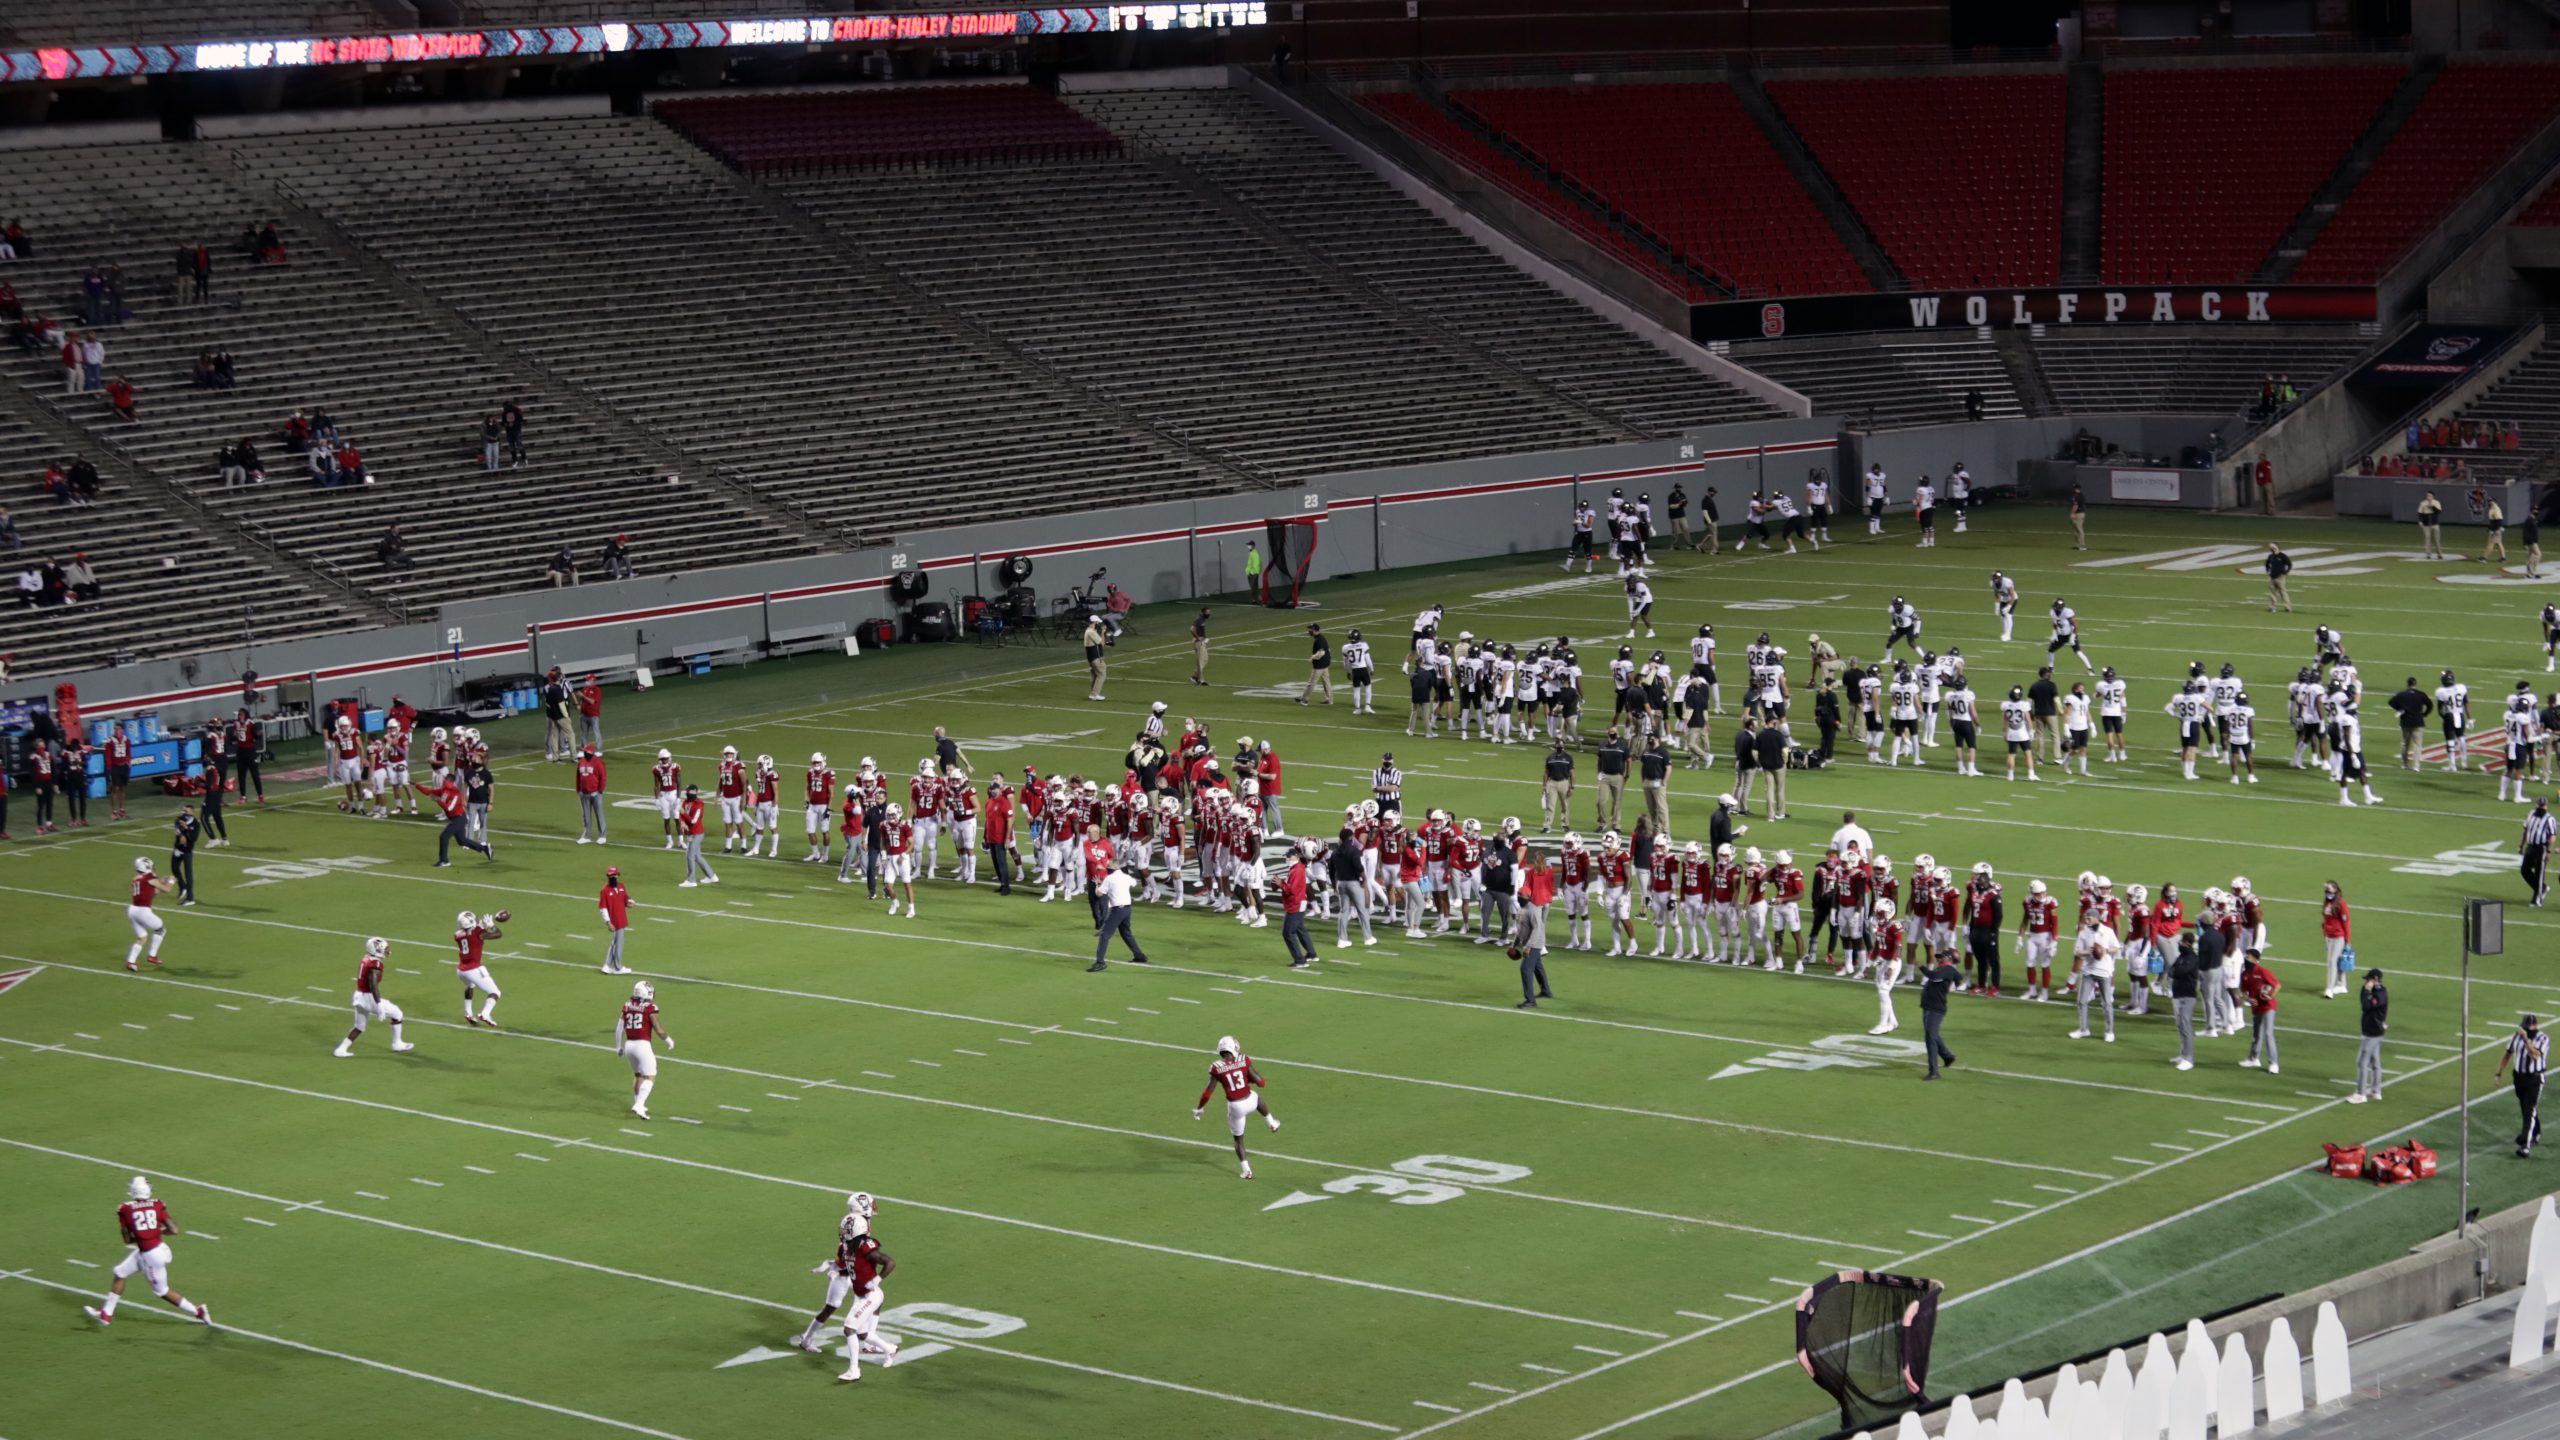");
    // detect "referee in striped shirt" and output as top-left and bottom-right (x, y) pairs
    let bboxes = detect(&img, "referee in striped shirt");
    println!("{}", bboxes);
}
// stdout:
(2524, 798), (2556, 906)
(2497, 1015), (2549, 1158)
